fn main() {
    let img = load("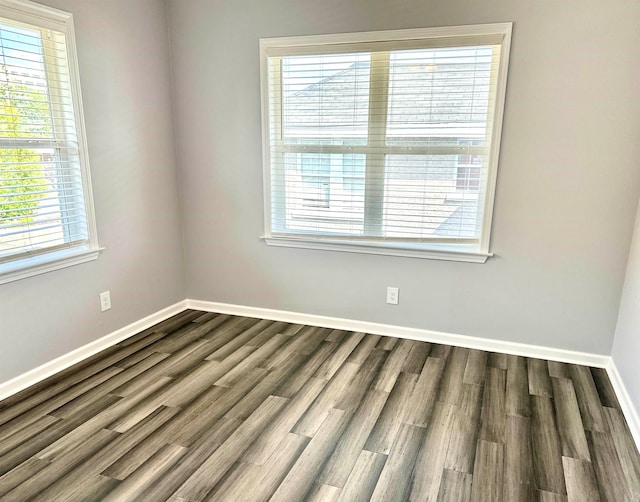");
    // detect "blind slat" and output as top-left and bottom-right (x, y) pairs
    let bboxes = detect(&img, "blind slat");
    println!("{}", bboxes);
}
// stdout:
(0, 9), (94, 264)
